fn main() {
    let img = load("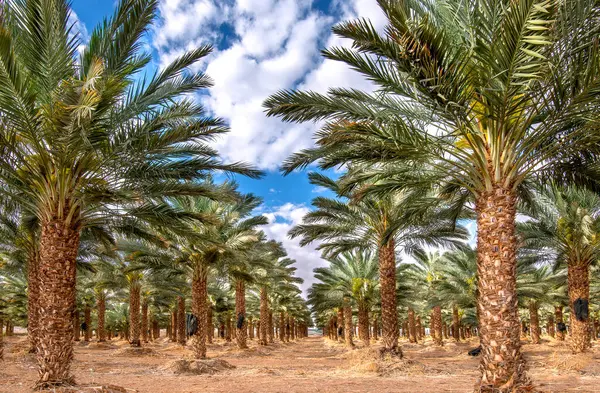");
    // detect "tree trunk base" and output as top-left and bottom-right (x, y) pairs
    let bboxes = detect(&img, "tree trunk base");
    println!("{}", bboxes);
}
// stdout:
(379, 346), (403, 359)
